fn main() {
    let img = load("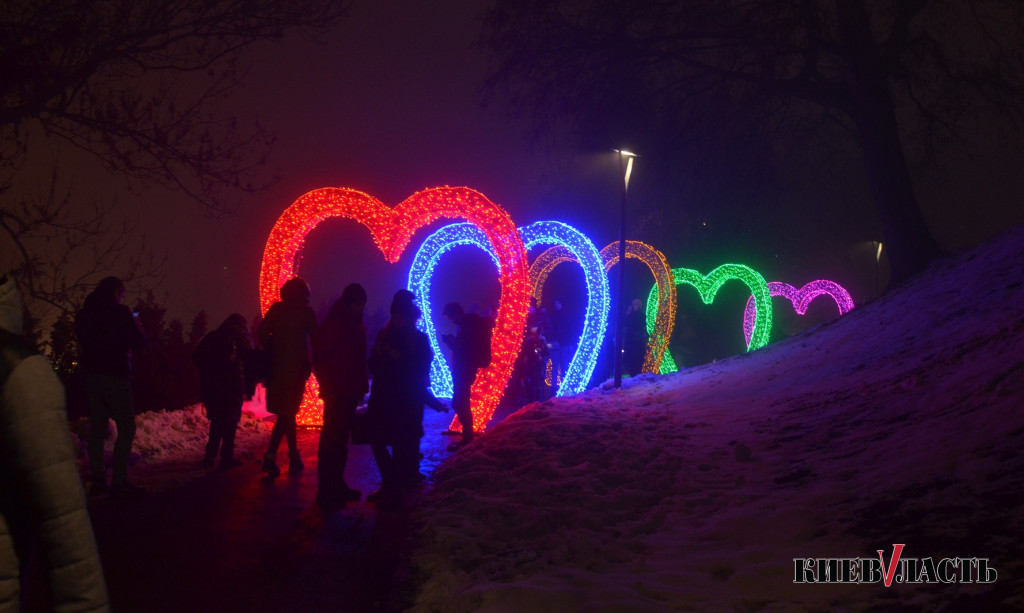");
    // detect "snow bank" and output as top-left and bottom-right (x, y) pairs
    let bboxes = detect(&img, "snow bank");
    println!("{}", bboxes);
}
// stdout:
(410, 225), (1024, 612)
(71, 403), (273, 490)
